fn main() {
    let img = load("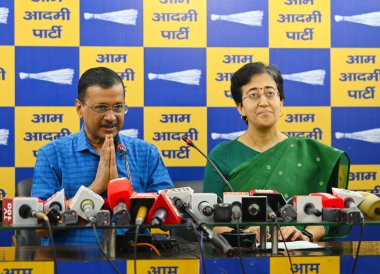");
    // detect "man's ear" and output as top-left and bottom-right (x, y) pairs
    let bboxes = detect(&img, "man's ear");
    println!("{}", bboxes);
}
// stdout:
(75, 99), (83, 119)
